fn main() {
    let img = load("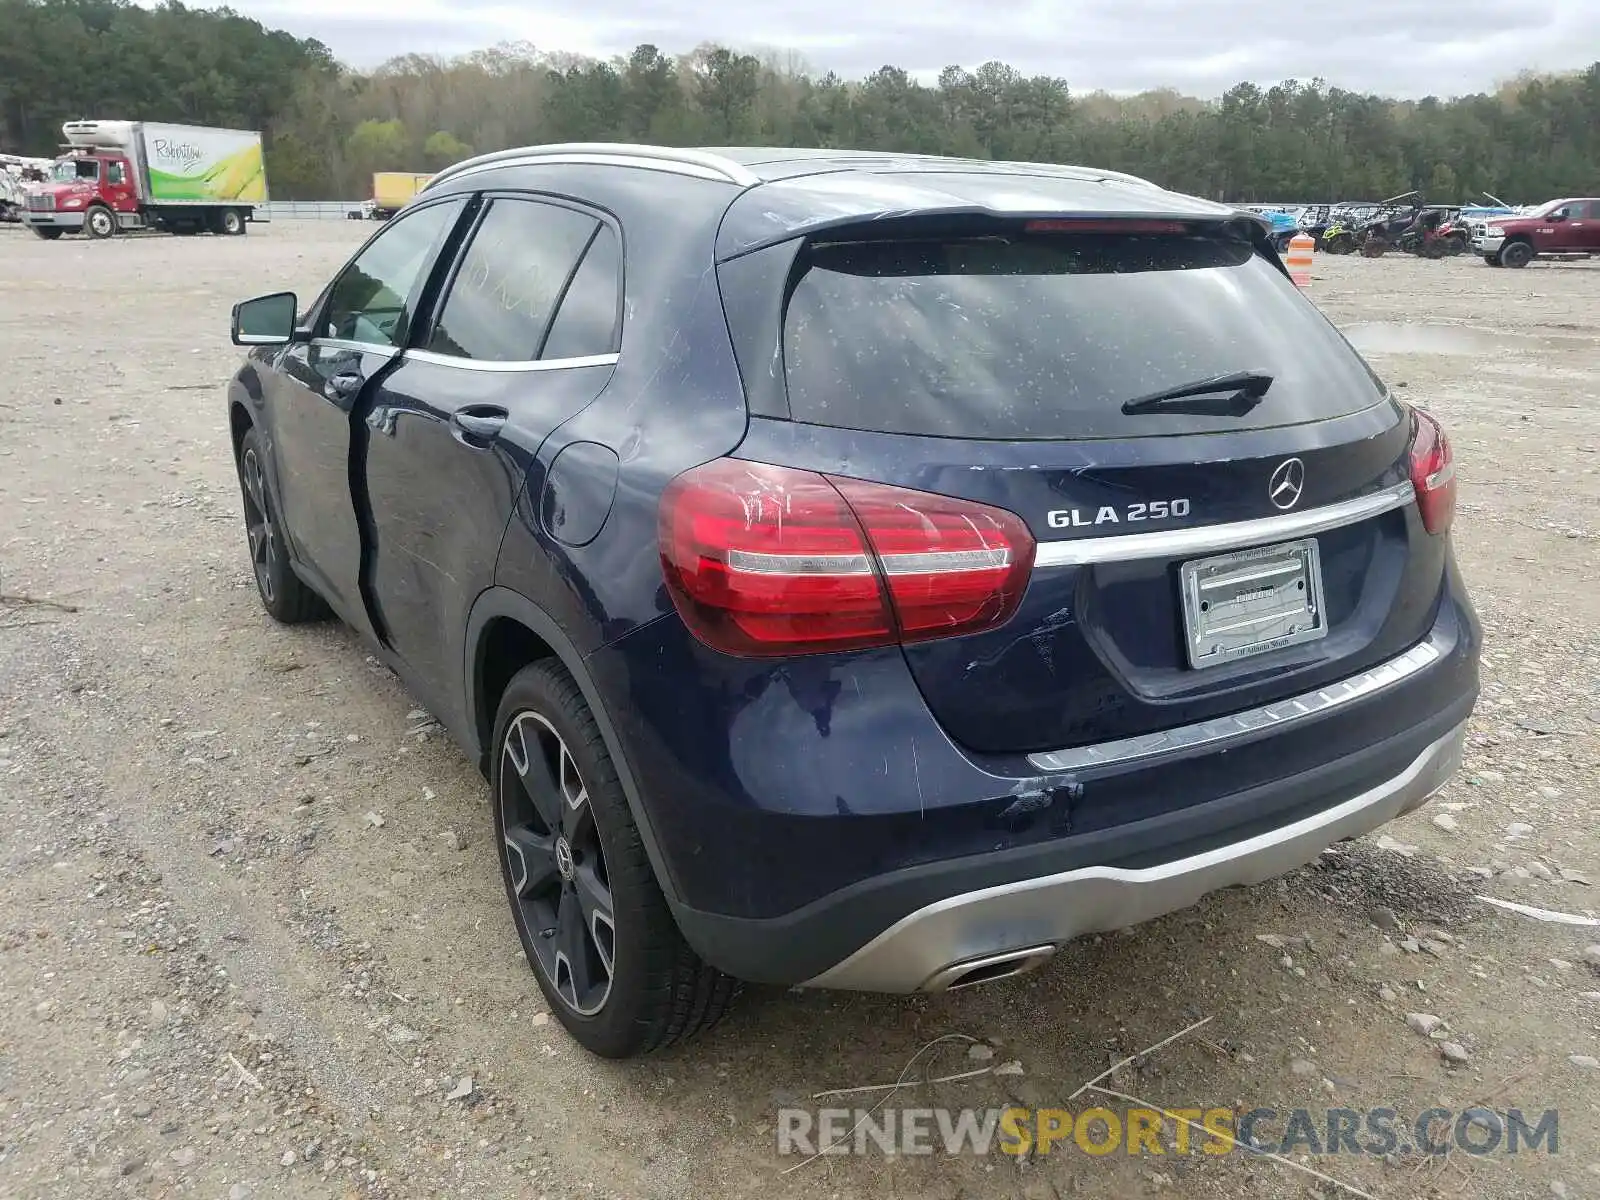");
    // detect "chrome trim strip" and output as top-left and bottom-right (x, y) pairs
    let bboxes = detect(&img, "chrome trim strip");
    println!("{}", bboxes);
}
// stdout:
(1033, 480), (1415, 568)
(804, 721), (1467, 992)
(310, 338), (399, 360)
(426, 143), (760, 190)
(1027, 631), (1445, 773)
(402, 349), (619, 374)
